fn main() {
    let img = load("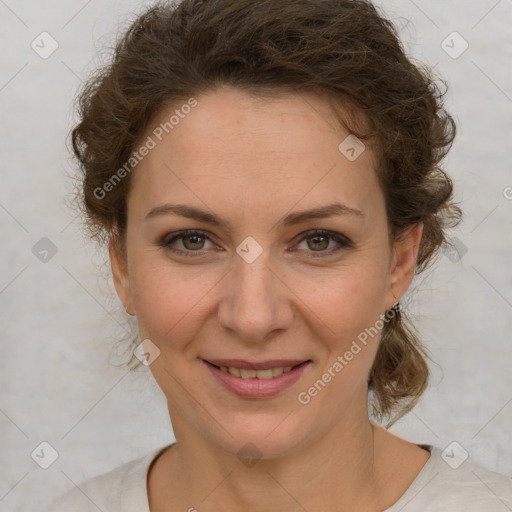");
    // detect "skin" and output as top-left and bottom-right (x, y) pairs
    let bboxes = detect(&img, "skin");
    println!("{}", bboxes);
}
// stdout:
(110, 84), (429, 511)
